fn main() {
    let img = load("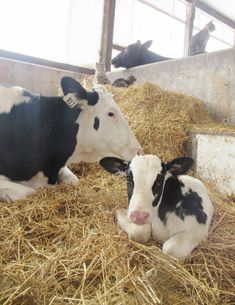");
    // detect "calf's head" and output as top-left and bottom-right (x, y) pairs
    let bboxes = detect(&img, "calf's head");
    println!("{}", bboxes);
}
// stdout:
(100, 154), (193, 225)
(111, 40), (153, 69)
(61, 77), (141, 163)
